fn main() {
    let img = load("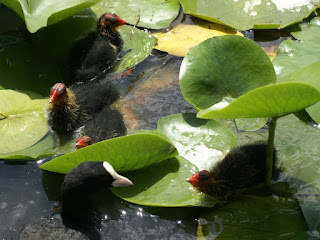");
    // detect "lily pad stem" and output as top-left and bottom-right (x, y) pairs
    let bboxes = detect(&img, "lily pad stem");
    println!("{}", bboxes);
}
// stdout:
(265, 117), (277, 187)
